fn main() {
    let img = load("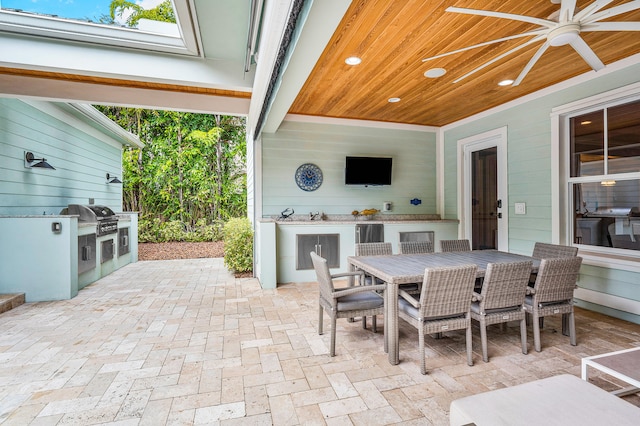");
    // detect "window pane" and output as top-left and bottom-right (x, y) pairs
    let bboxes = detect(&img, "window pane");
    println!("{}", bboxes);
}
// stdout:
(607, 100), (640, 175)
(570, 111), (604, 177)
(574, 180), (640, 251)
